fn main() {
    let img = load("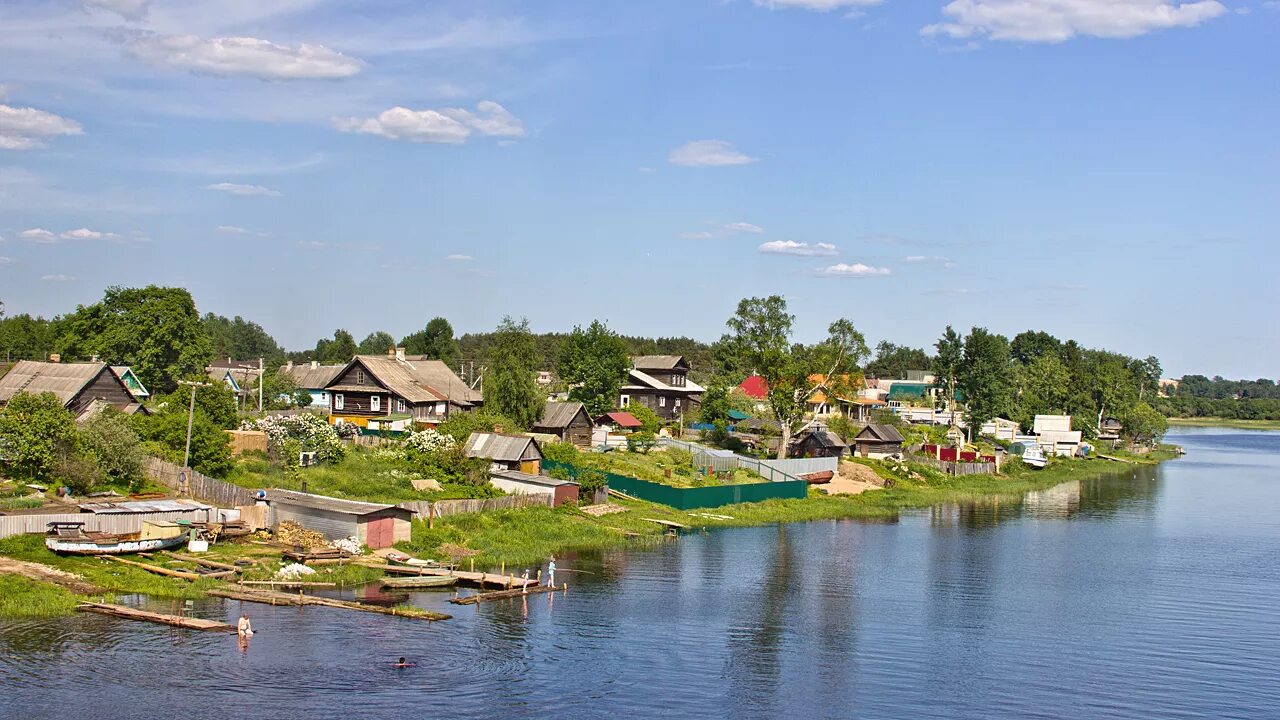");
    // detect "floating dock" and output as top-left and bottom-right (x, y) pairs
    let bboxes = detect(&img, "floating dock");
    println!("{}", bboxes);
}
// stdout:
(357, 562), (531, 590)
(209, 587), (451, 621)
(449, 583), (566, 606)
(77, 602), (236, 632)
